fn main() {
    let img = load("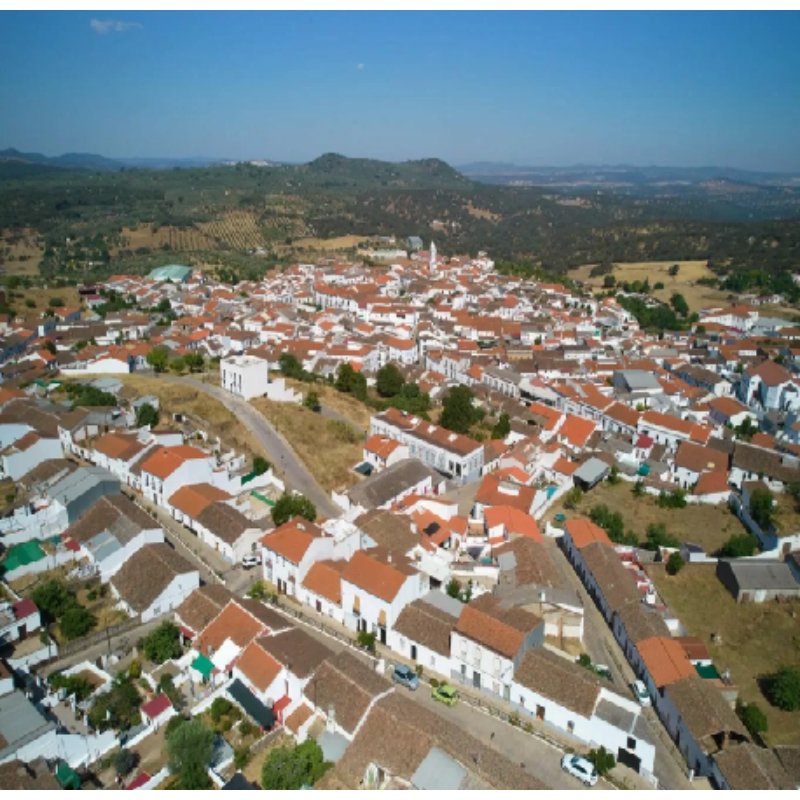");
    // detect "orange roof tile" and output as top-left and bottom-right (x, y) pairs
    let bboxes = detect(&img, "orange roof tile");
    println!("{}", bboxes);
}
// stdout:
(235, 640), (282, 692)
(169, 483), (233, 519)
(564, 517), (612, 550)
(484, 506), (542, 541)
(301, 560), (346, 605)
(637, 636), (696, 688)
(261, 517), (323, 565)
(140, 445), (208, 479)
(341, 550), (409, 603)
(196, 602), (264, 655)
